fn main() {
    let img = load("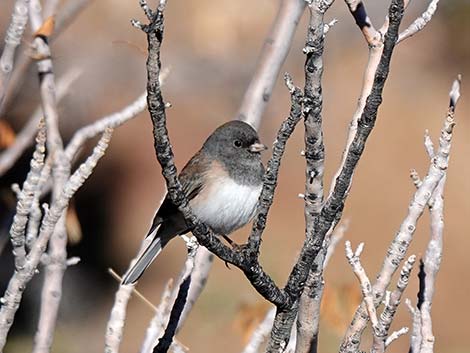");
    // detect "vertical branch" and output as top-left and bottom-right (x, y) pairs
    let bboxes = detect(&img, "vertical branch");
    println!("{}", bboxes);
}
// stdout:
(237, 0), (306, 129)
(418, 76), (460, 353)
(29, 1), (72, 351)
(175, 248), (214, 330)
(152, 238), (198, 353)
(294, 0), (331, 350)
(9, 120), (46, 269)
(104, 283), (135, 353)
(246, 73), (303, 259)
(296, 222), (347, 353)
